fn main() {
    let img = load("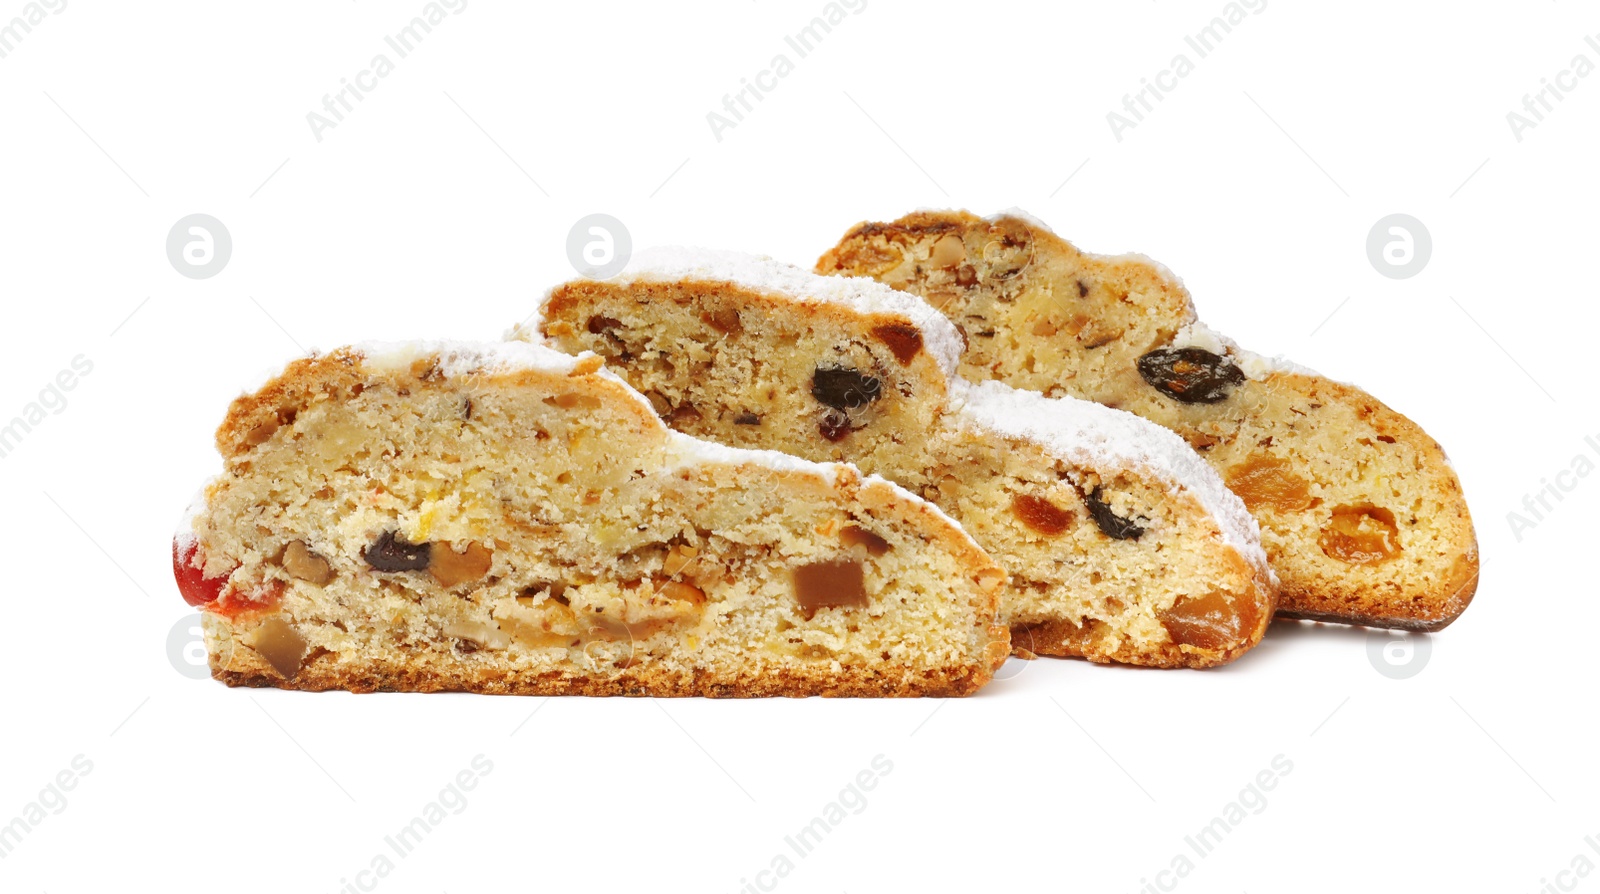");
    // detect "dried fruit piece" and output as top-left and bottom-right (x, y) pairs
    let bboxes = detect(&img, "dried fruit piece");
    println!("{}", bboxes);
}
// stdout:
(818, 410), (851, 442)
(870, 323), (924, 365)
(430, 542), (494, 588)
(704, 308), (742, 334)
(244, 617), (309, 678)
(811, 366), (881, 411)
(658, 581), (707, 605)
(244, 419), (280, 446)
(794, 559), (868, 618)
(1320, 505), (1401, 564)
(545, 392), (603, 410)
(443, 619), (510, 651)
(172, 538), (233, 608)
(929, 234), (967, 268)
(363, 531), (431, 572)
(663, 543), (699, 576)
(840, 525), (891, 556)
(1226, 456), (1315, 513)
(668, 402), (703, 425)
(586, 316), (622, 335)
(644, 391), (672, 417)
(283, 540), (334, 586)
(981, 219), (1033, 278)
(1011, 494), (1074, 536)
(1136, 347), (1245, 404)
(1084, 487), (1145, 540)
(1159, 591), (1257, 651)
(734, 412), (761, 425)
